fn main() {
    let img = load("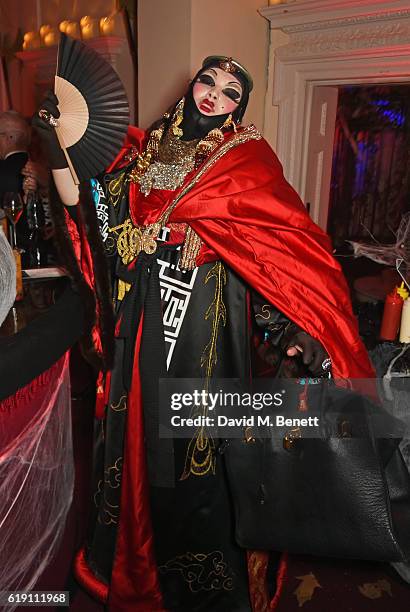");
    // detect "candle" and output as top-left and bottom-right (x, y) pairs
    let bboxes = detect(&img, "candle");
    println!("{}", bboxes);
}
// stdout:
(399, 298), (410, 343)
(65, 21), (80, 38)
(44, 30), (58, 46)
(81, 18), (98, 40)
(59, 20), (70, 33)
(40, 24), (51, 38)
(23, 31), (41, 50)
(80, 16), (91, 28)
(39, 24), (52, 43)
(99, 16), (115, 36)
